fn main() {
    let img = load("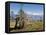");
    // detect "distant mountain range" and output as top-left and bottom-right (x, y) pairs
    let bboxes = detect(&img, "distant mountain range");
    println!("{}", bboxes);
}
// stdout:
(27, 15), (43, 20)
(10, 14), (43, 20)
